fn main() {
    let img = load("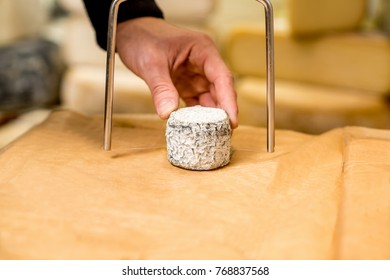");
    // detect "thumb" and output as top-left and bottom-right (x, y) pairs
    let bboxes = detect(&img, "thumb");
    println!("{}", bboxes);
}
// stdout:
(144, 70), (179, 119)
